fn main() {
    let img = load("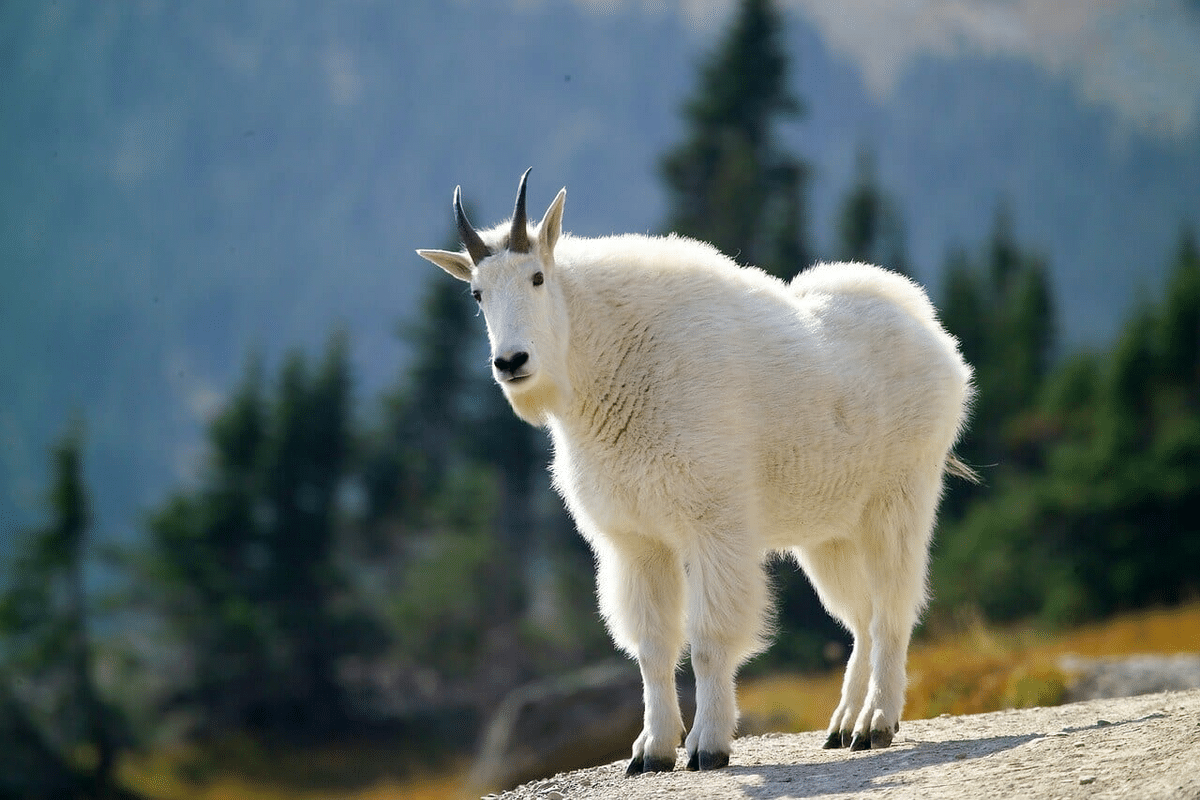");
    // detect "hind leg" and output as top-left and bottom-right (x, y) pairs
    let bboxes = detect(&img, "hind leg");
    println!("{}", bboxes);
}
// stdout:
(849, 473), (942, 750)
(792, 540), (874, 749)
